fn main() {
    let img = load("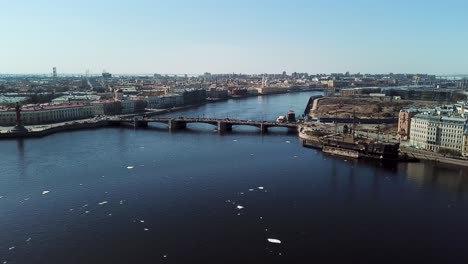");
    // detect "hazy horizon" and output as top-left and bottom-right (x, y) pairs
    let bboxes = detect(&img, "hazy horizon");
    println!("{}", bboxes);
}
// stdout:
(1, 0), (467, 75)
